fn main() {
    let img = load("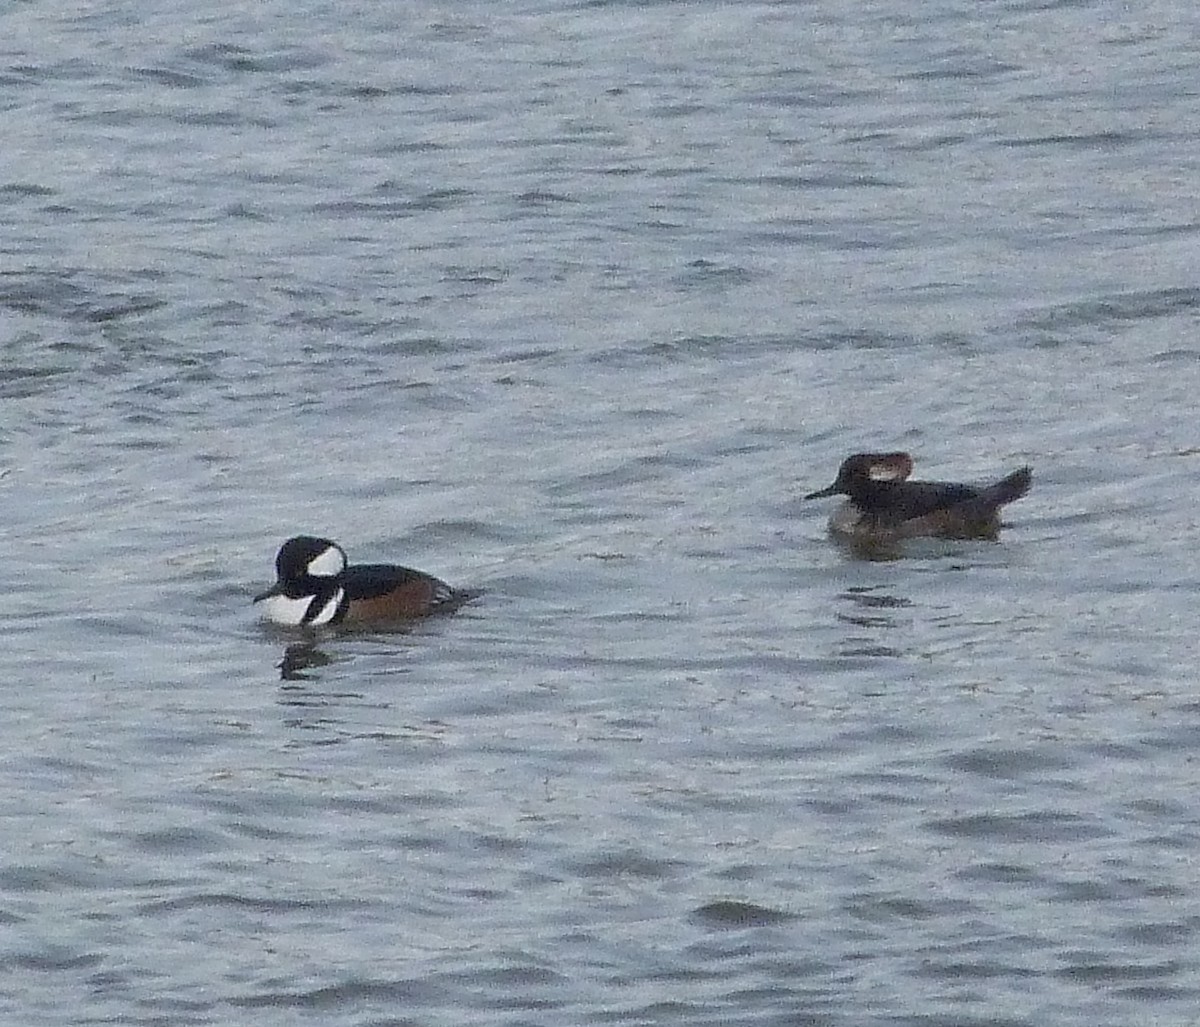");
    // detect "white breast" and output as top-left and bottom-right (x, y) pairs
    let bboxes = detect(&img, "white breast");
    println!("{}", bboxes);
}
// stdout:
(260, 589), (344, 627)
(828, 501), (865, 538)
